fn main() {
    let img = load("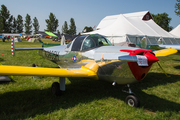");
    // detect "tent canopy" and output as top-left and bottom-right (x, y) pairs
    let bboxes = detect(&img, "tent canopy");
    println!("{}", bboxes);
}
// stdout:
(170, 24), (180, 37)
(37, 31), (60, 38)
(45, 32), (57, 37)
(85, 11), (180, 45)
